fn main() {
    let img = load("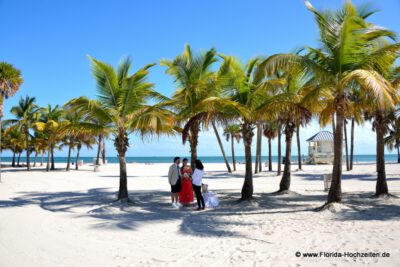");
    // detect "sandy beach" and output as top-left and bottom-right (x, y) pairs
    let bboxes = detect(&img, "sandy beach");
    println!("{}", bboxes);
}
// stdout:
(0, 162), (399, 267)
